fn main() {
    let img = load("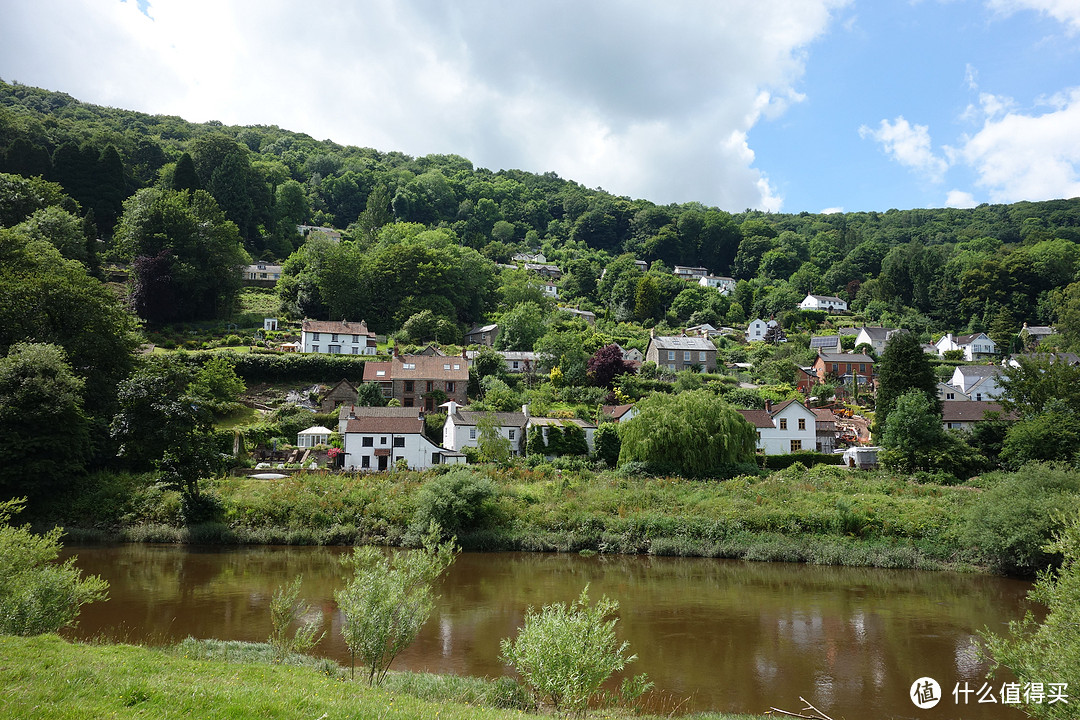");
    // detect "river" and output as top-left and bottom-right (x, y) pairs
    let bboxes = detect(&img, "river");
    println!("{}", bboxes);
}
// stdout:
(61, 544), (1038, 719)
